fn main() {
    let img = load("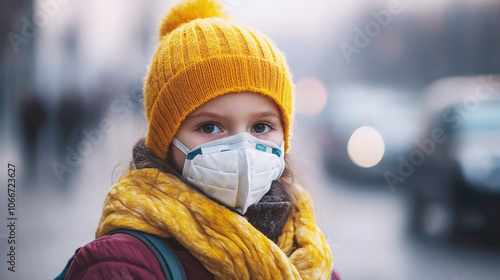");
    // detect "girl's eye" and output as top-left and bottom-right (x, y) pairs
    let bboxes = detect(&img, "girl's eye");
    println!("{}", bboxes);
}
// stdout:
(251, 123), (271, 133)
(199, 123), (221, 134)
